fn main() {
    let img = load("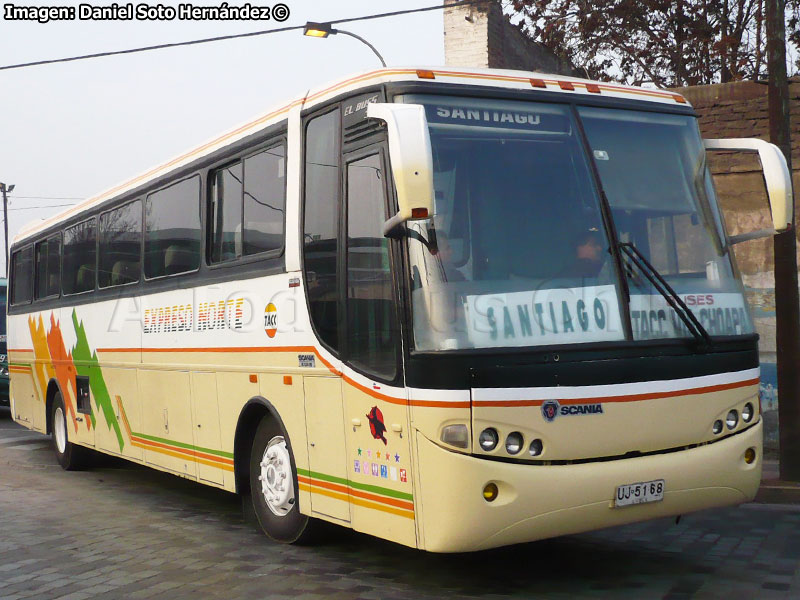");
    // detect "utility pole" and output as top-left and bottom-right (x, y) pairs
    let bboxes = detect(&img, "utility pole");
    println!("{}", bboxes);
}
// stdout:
(767, 0), (800, 480)
(0, 182), (13, 277)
